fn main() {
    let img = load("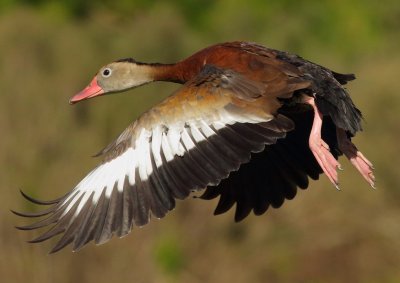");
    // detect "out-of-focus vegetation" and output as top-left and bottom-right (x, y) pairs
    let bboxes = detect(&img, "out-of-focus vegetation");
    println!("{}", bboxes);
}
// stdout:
(1, 1), (399, 282)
